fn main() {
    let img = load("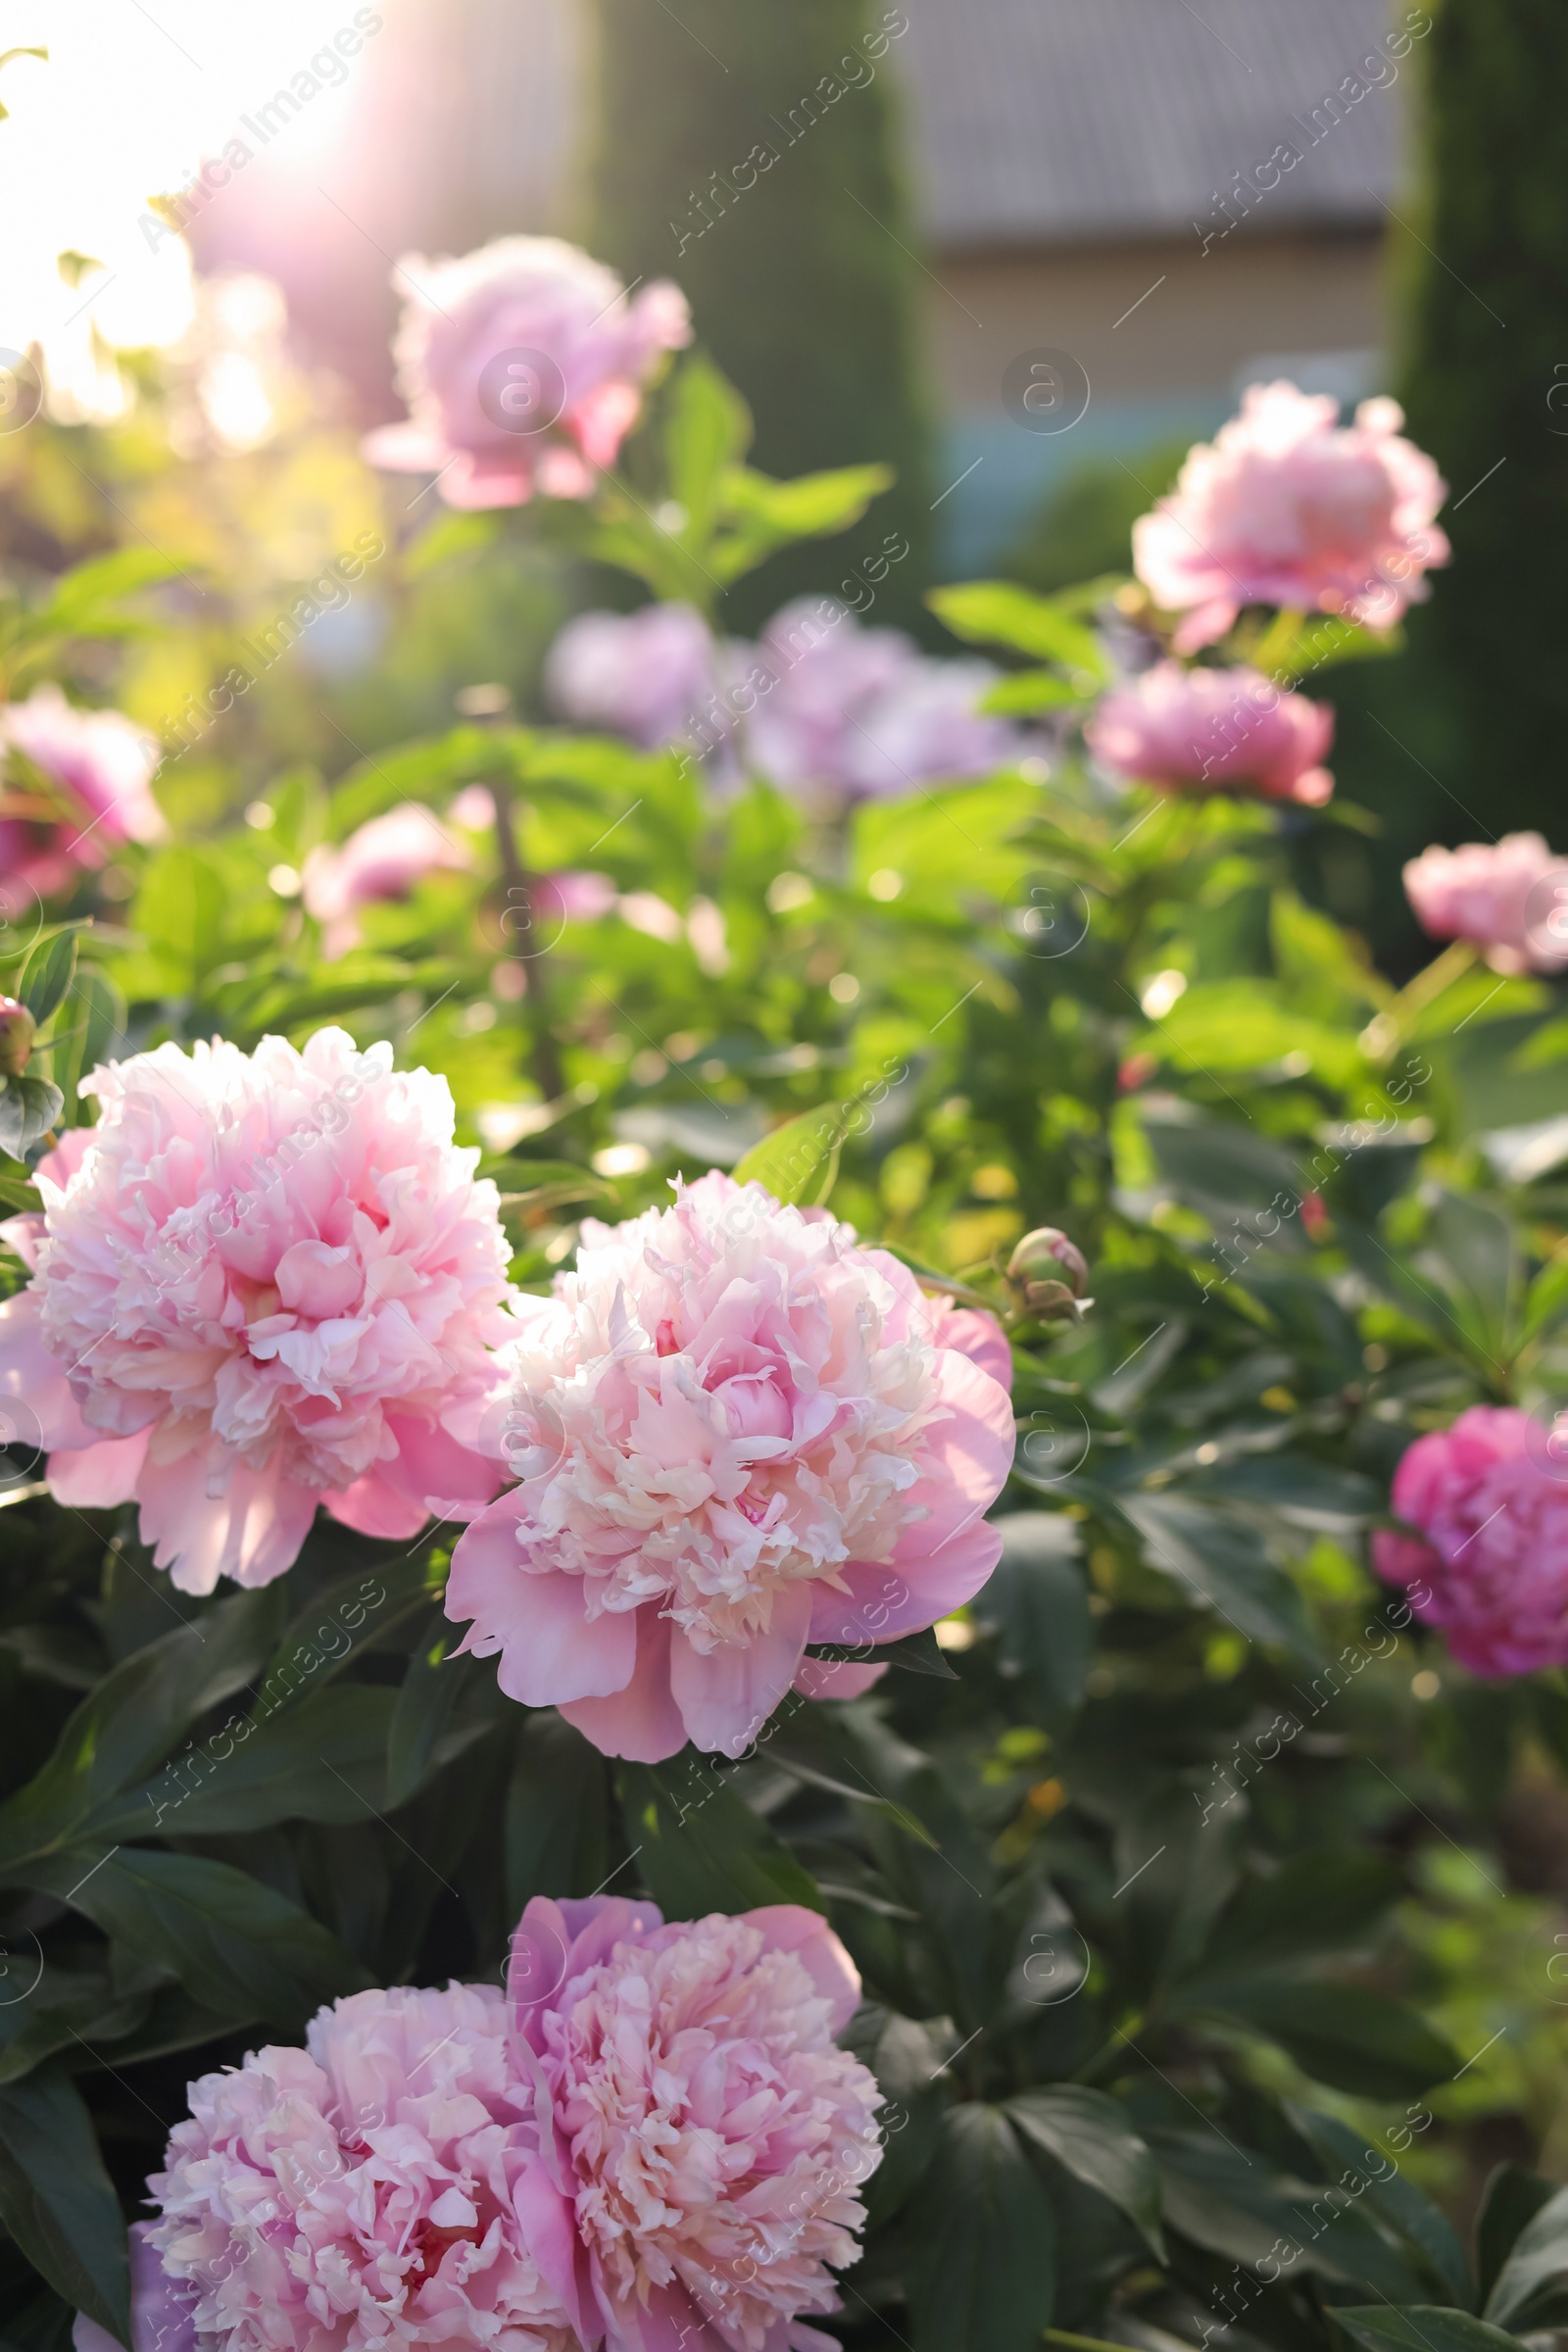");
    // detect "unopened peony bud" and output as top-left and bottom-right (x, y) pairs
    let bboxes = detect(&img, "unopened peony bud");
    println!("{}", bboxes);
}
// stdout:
(1006, 1226), (1089, 1321)
(0, 999), (34, 1077)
